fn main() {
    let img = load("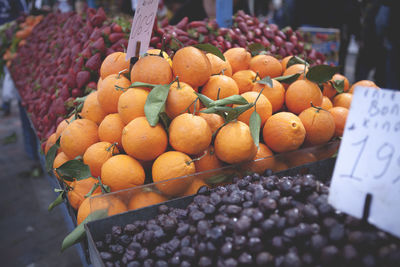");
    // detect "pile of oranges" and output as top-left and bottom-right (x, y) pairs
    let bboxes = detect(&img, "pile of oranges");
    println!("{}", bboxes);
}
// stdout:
(45, 46), (379, 224)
